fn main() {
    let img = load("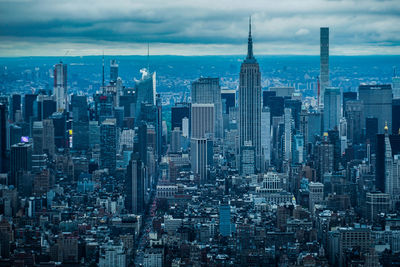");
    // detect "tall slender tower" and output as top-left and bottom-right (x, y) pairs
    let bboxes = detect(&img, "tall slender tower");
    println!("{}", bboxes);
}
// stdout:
(239, 17), (262, 174)
(54, 62), (67, 112)
(320, 27), (329, 107)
